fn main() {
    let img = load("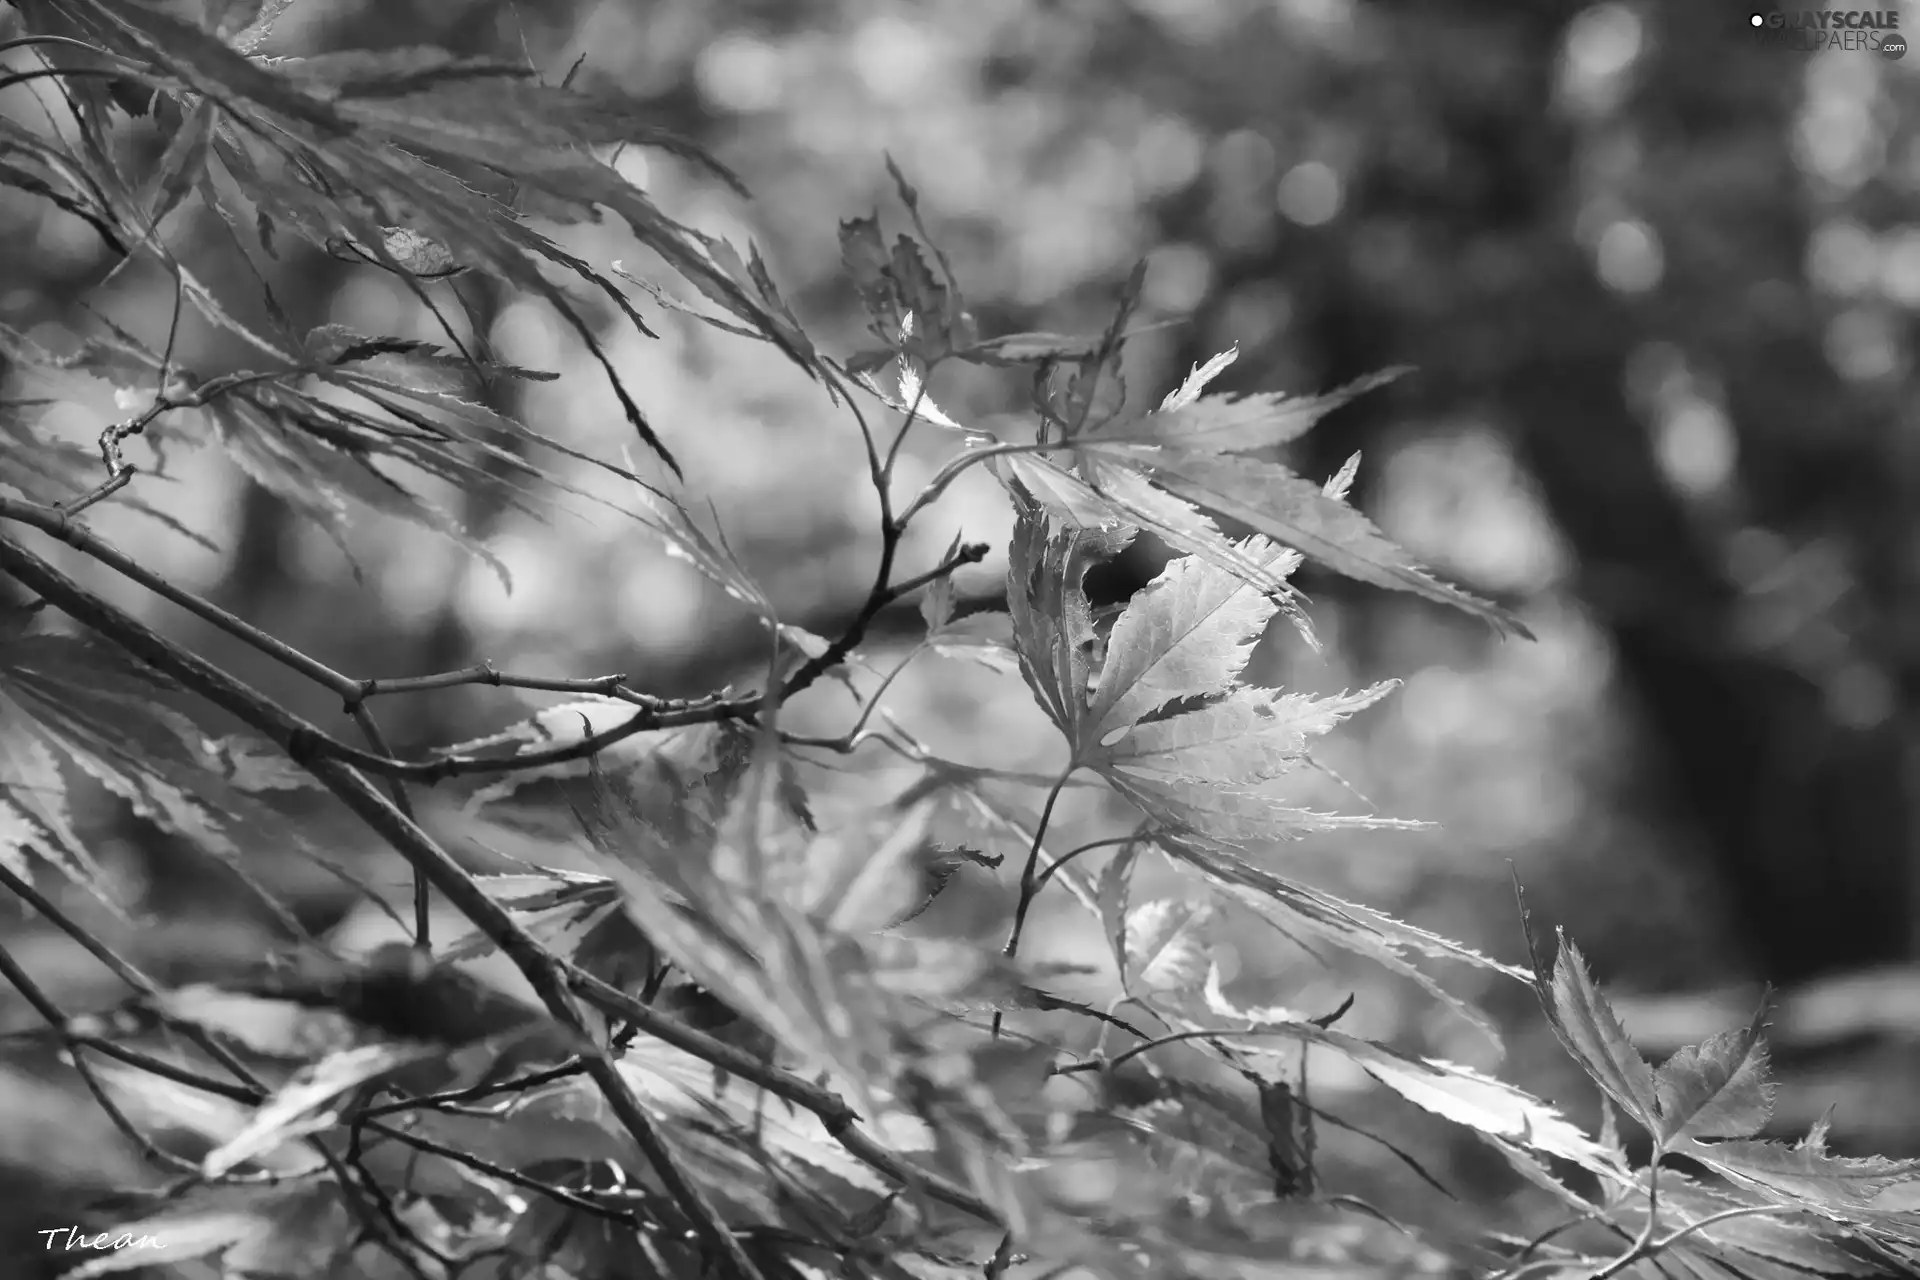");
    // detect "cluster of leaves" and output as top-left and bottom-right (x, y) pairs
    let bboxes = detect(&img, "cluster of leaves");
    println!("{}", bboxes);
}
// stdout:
(2, 3), (1919, 1279)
